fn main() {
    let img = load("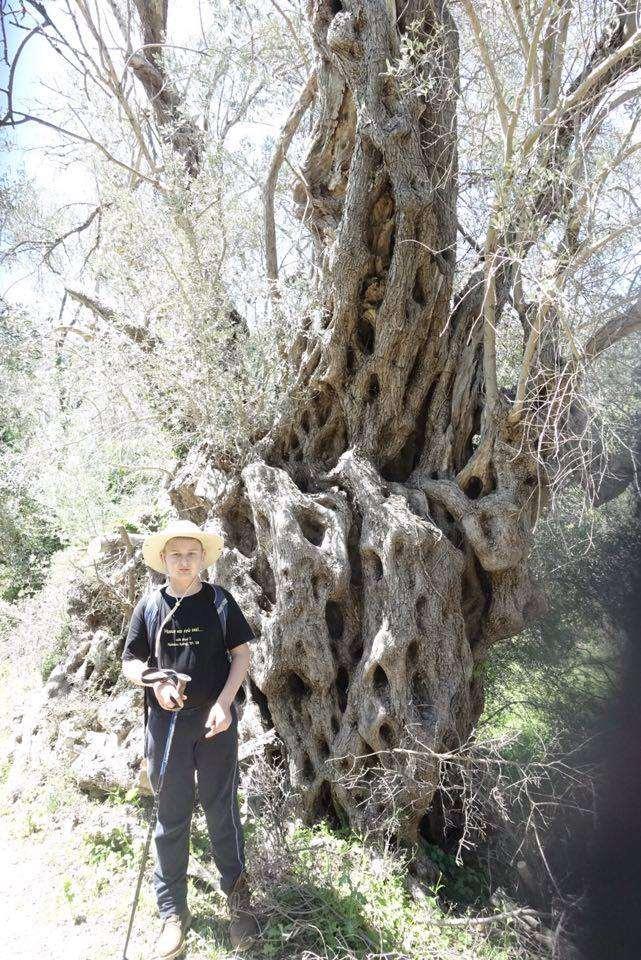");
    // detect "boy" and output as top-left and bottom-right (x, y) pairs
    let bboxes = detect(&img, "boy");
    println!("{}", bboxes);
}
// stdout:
(122, 519), (260, 959)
